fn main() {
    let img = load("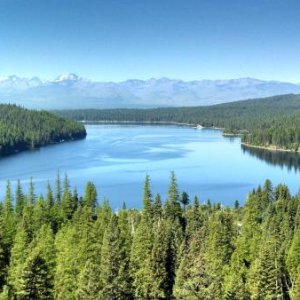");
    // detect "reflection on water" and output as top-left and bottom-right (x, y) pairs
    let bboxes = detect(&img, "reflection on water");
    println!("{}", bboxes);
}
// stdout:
(242, 145), (300, 172)
(1, 125), (300, 208)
